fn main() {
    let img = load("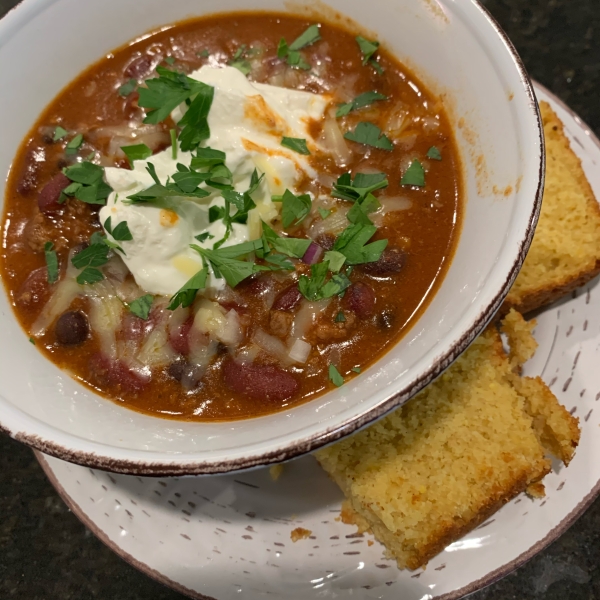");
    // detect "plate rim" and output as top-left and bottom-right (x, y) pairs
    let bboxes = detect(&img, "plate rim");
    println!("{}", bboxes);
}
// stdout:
(32, 81), (600, 600)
